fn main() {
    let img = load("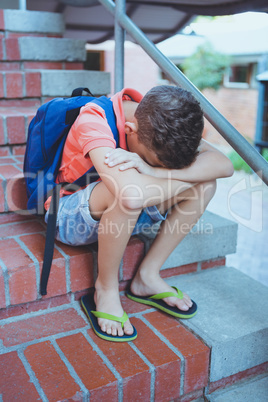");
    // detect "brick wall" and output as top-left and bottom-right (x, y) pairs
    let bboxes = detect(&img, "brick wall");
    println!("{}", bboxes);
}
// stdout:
(202, 87), (258, 147)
